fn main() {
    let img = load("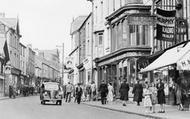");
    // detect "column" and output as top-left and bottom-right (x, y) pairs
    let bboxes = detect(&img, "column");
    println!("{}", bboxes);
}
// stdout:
(127, 59), (130, 83)
(134, 58), (138, 83)
(97, 66), (101, 88)
(115, 62), (120, 98)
